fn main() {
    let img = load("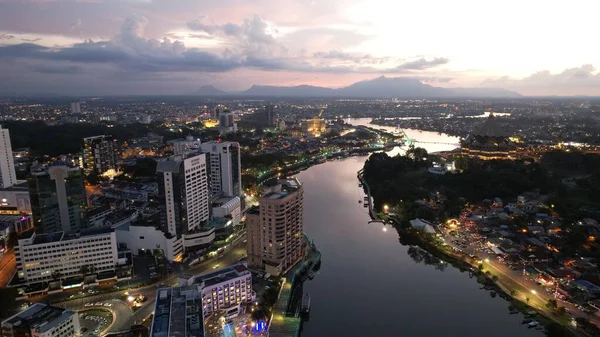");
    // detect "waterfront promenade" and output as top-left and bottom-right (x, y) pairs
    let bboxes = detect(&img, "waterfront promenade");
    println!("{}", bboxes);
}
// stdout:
(268, 239), (321, 337)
